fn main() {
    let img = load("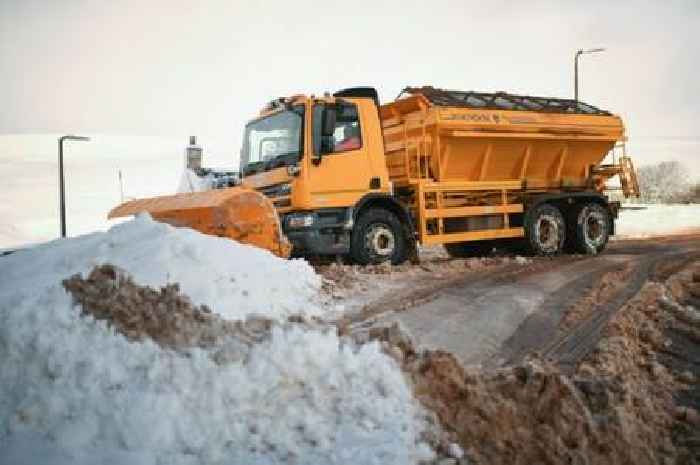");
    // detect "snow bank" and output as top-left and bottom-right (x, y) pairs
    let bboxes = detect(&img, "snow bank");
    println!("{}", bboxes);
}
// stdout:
(0, 289), (428, 464)
(616, 204), (700, 238)
(0, 215), (432, 464)
(0, 214), (322, 321)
